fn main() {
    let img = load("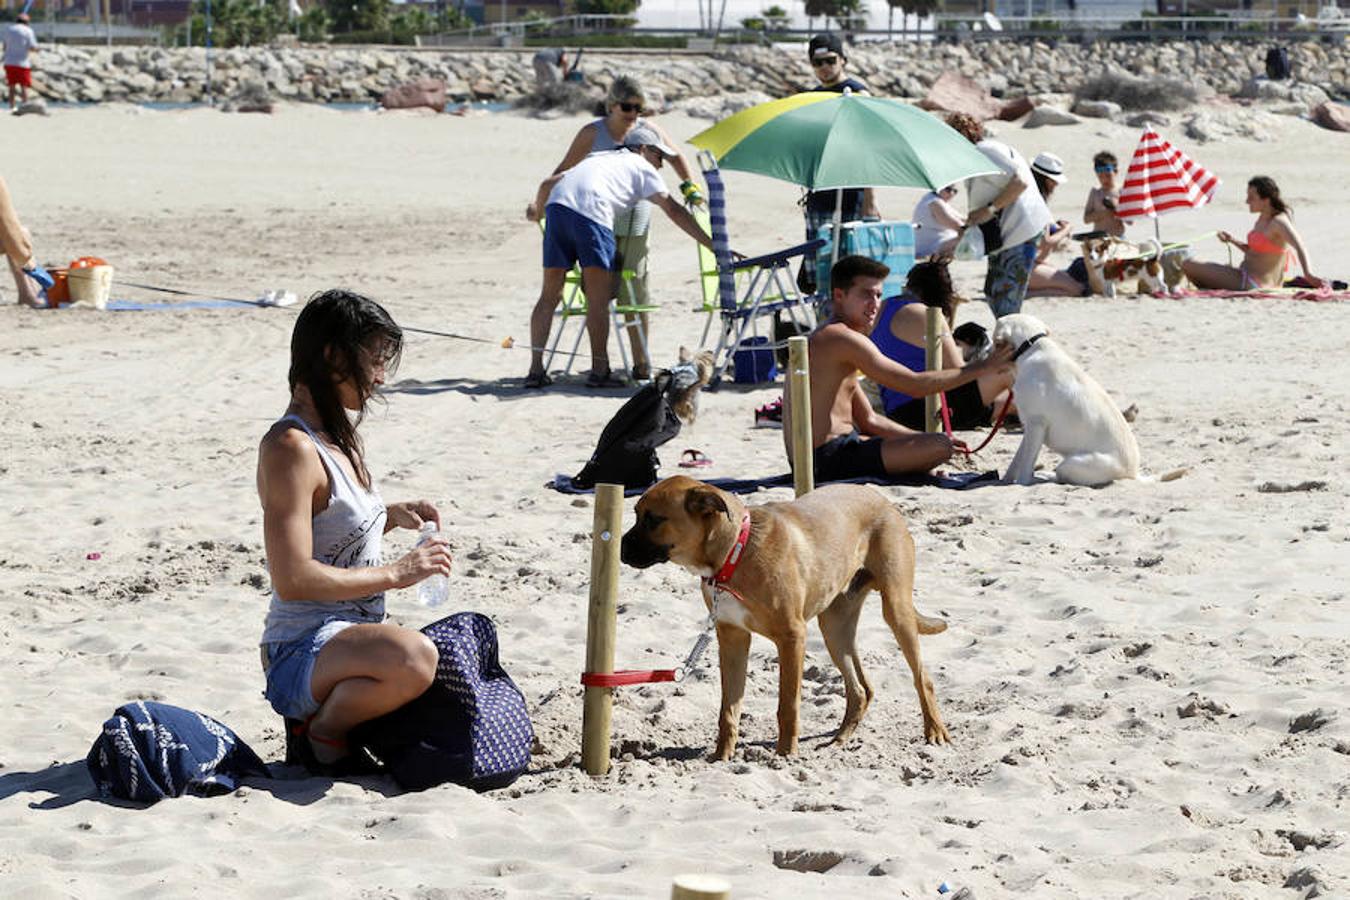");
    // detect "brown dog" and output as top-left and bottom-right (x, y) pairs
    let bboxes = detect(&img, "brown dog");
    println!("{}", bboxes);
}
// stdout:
(620, 476), (950, 760)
